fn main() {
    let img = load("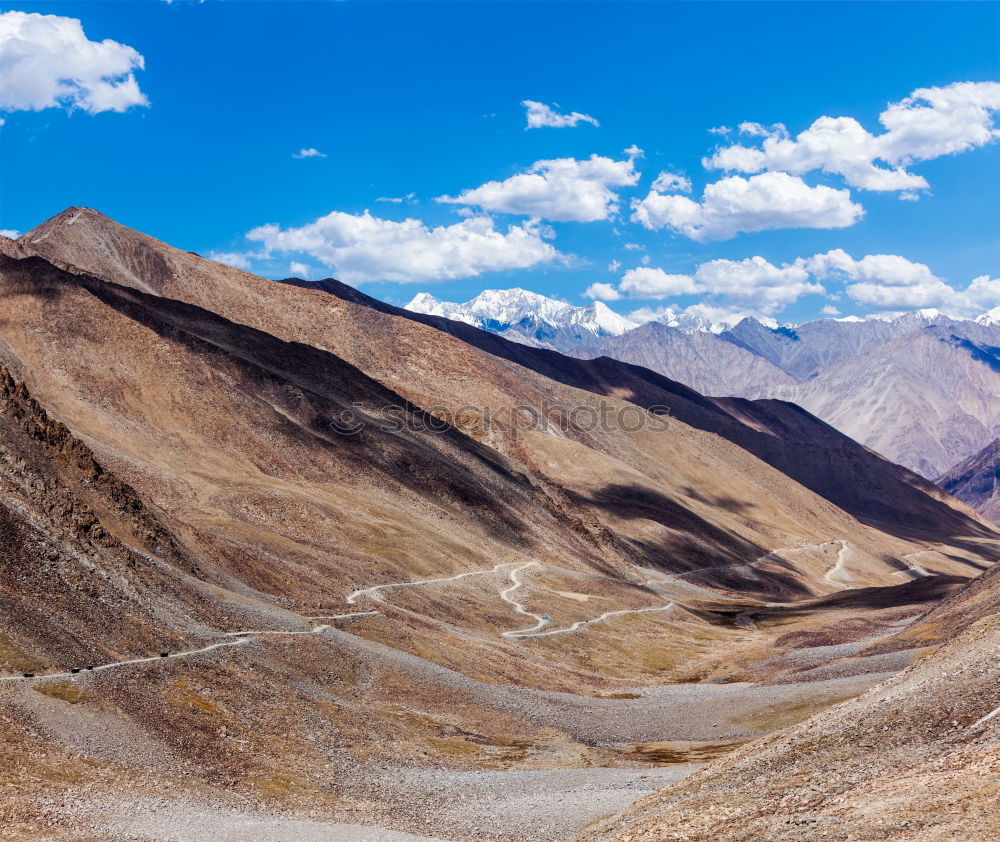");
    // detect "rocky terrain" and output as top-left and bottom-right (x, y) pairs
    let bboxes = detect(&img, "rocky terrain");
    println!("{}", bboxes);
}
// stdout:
(0, 209), (998, 841)
(578, 561), (1000, 842)
(938, 438), (1000, 525)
